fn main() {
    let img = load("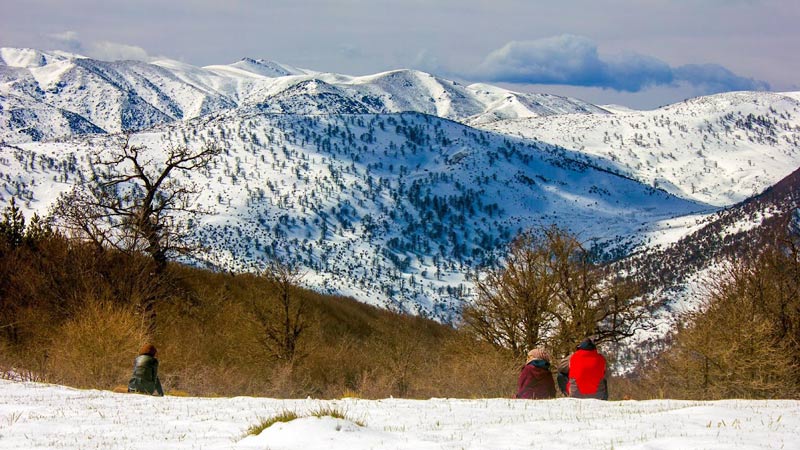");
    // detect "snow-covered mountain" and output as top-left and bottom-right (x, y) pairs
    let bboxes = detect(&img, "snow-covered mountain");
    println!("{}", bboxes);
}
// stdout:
(479, 91), (800, 207)
(0, 92), (104, 141)
(1, 47), (798, 323)
(4, 48), (796, 209)
(0, 109), (704, 318)
(610, 165), (800, 369)
(0, 48), (606, 143)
